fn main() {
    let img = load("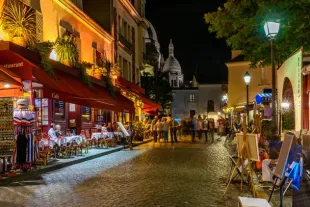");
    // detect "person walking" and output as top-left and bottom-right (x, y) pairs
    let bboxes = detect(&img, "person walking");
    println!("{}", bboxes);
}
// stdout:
(172, 117), (179, 142)
(156, 118), (163, 143)
(208, 119), (215, 143)
(197, 115), (203, 140)
(163, 118), (169, 142)
(192, 116), (198, 143)
(202, 117), (209, 142)
(151, 116), (158, 143)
